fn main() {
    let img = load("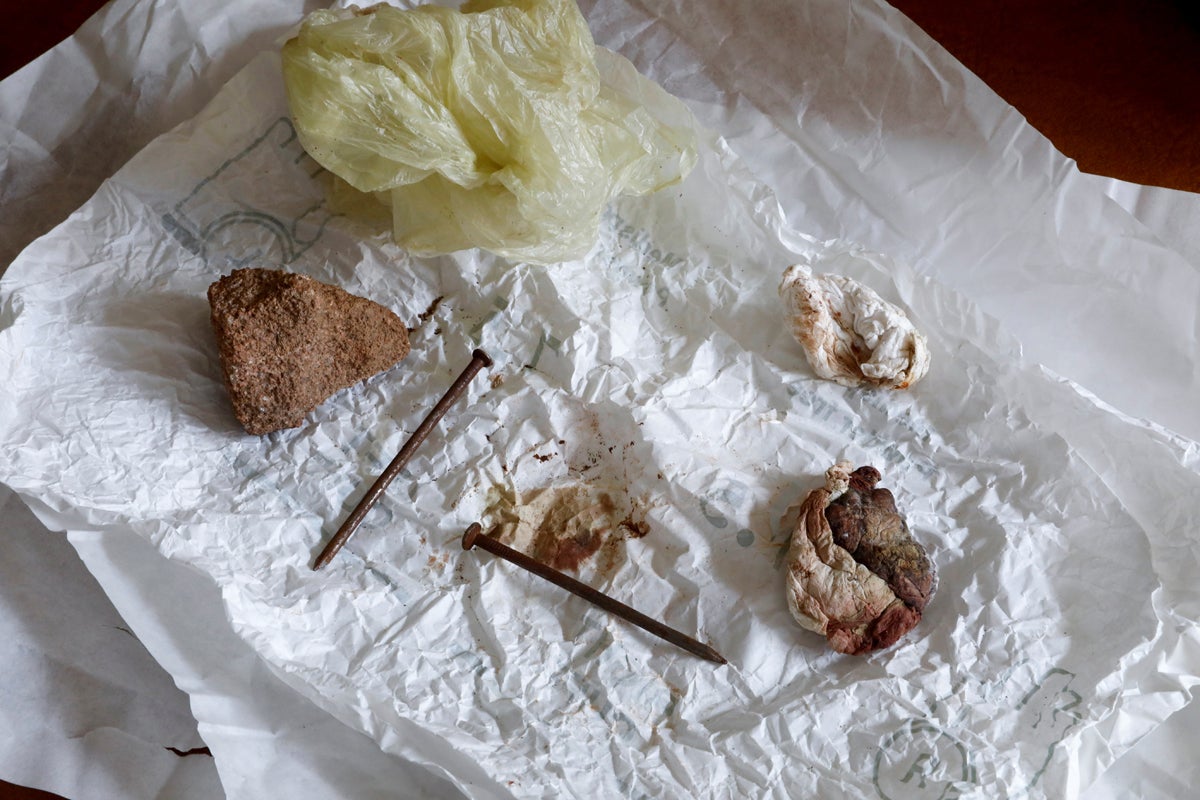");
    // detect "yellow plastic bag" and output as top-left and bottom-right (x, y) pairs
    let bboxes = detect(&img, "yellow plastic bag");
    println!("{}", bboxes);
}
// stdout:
(282, 0), (697, 265)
